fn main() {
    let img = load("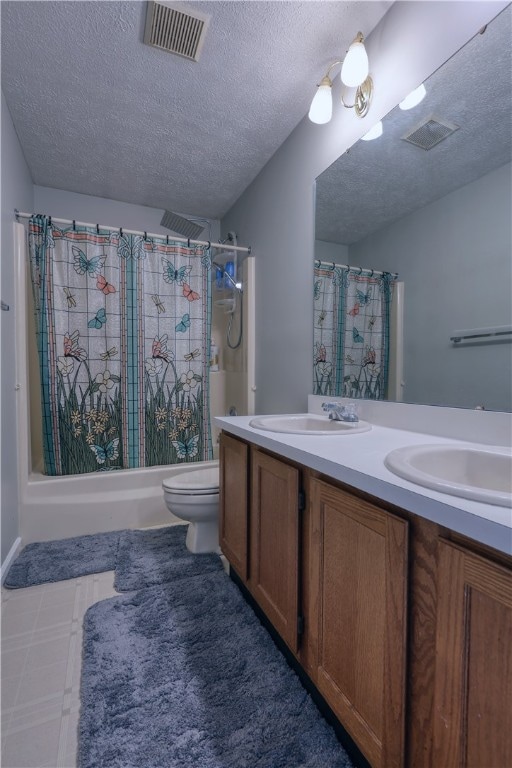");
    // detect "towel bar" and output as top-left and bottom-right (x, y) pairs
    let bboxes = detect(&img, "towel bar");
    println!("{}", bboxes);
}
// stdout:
(450, 325), (512, 343)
